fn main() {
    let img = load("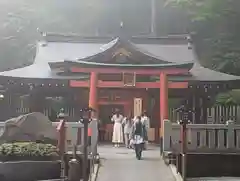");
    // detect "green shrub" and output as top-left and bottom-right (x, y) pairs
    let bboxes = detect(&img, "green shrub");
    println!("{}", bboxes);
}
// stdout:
(0, 142), (59, 157)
